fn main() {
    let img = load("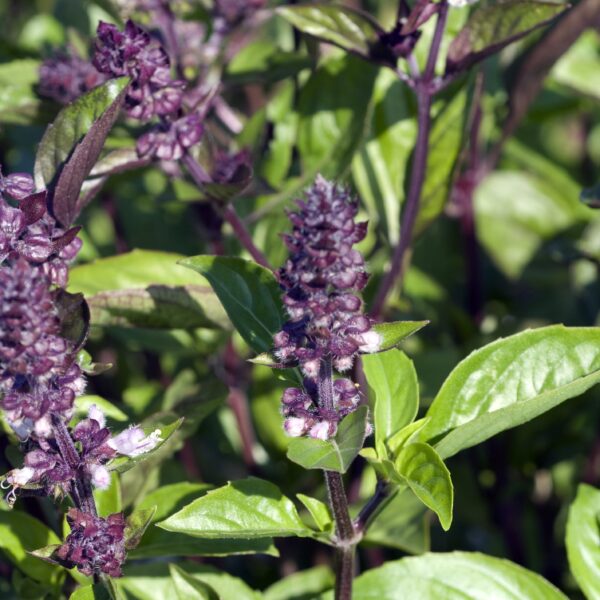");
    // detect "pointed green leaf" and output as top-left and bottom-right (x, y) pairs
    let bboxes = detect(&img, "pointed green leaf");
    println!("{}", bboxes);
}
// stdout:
(447, 1), (567, 73)
(277, 5), (384, 58)
(0, 511), (62, 584)
(264, 566), (334, 600)
(297, 494), (333, 531)
(394, 442), (453, 531)
(170, 564), (218, 600)
(363, 350), (419, 459)
(70, 583), (112, 600)
(180, 256), (283, 353)
(350, 552), (567, 599)
(421, 326), (600, 459)
(157, 478), (312, 539)
(34, 77), (129, 225)
(298, 54), (377, 178)
(69, 250), (226, 330)
(371, 321), (429, 352)
(566, 484), (600, 600)
(287, 406), (369, 473)
(124, 506), (156, 551)
(131, 483), (278, 558)
(73, 395), (127, 423)
(0, 59), (43, 125)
